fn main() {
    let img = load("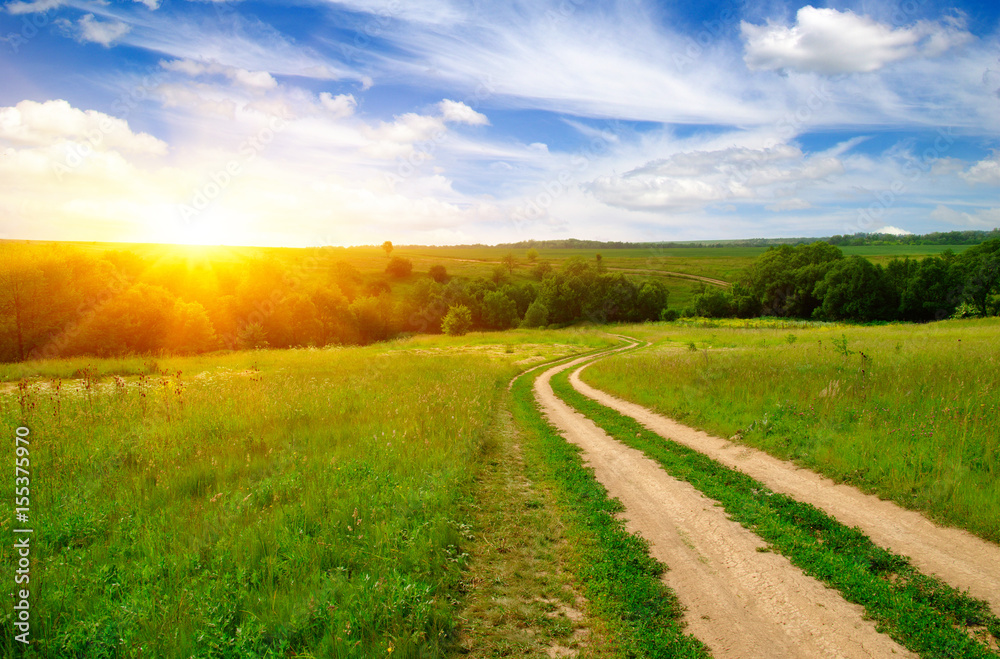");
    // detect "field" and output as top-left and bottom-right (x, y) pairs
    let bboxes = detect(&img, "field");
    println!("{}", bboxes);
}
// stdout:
(0, 330), (615, 657)
(582, 317), (1000, 542)
(3, 238), (999, 658)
